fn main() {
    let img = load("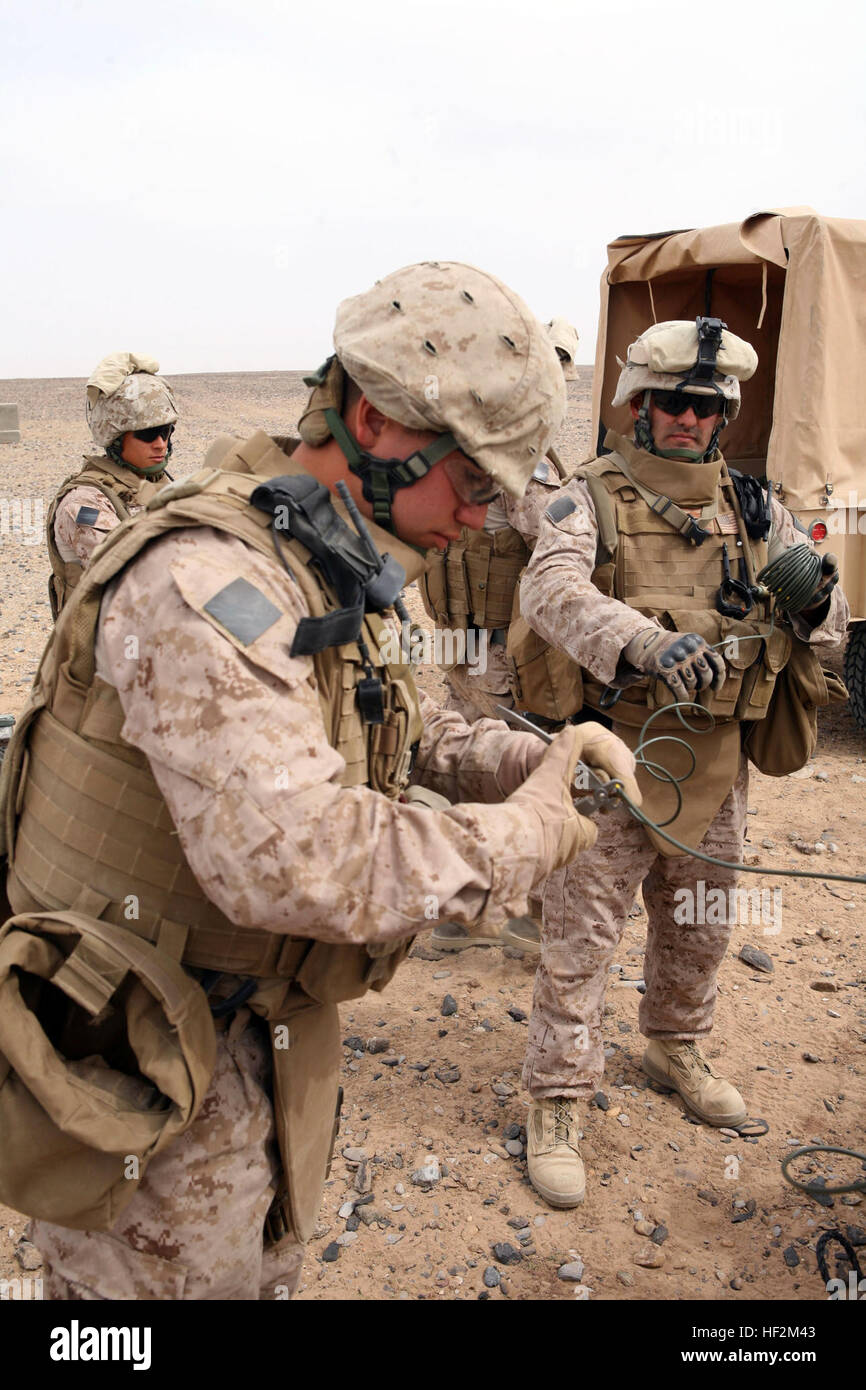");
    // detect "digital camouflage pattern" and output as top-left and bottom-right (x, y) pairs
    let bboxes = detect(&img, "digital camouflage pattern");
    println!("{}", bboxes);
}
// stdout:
(52, 485), (139, 565)
(522, 761), (748, 1096)
(91, 528), (555, 946)
(519, 465), (849, 1098)
(86, 355), (177, 447)
(443, 459), (565, 720)
(32, 1014), (303, 1300)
